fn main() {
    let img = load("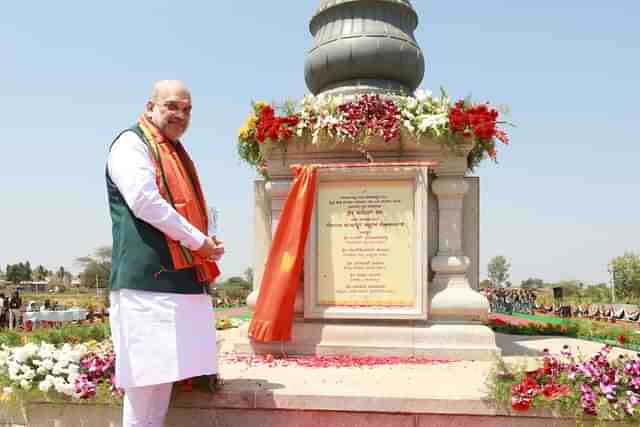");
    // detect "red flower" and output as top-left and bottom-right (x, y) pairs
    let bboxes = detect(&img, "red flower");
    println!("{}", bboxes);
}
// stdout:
(448, 101), (504, 148)
(492, 317), (507, 326)
(511, 373), (541, 412)
(524, 369), (543, 381)
(487, 145), (497, 159)
(255, 105), (298, 144)
(542, 383), (572, 400)
(618, 335), (626, 345)
(511, 397), (532, 412)
(335, 95), (401, 142)
(495, 129), (510, 145)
